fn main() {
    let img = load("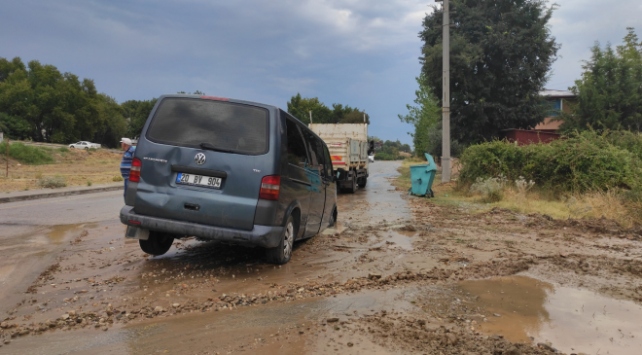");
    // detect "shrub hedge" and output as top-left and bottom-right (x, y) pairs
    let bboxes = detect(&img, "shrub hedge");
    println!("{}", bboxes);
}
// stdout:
(458, 131), (641, 193)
